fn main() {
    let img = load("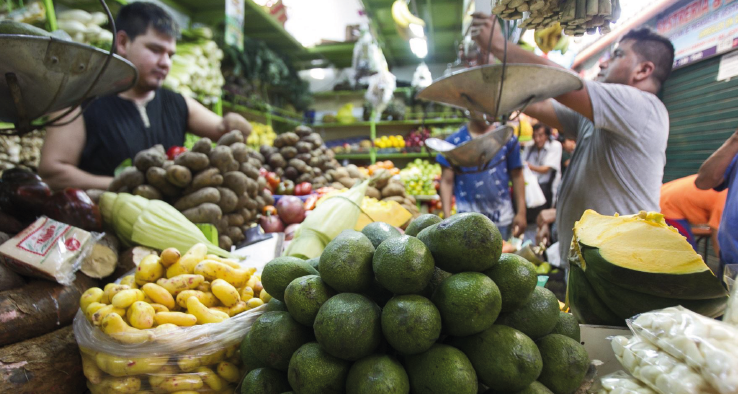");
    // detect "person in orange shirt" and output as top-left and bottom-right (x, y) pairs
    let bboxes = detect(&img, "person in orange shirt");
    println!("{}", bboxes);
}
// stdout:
(660, 174), (727, 254)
